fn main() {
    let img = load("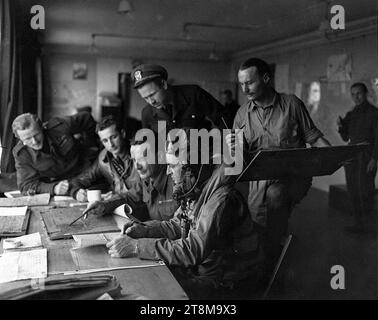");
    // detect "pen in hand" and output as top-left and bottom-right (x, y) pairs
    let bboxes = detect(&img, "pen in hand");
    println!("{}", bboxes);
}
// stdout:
(68, 206), (91, 226)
